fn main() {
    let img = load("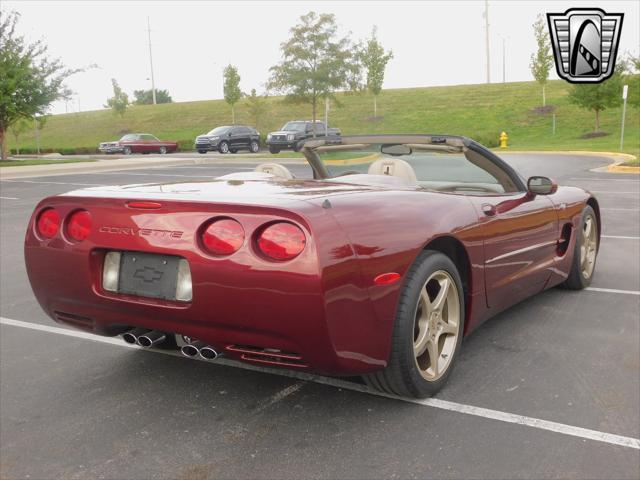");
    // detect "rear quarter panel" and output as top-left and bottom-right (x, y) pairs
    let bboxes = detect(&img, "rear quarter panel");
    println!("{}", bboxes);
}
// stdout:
(307, 188), (486, 366)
